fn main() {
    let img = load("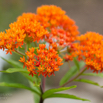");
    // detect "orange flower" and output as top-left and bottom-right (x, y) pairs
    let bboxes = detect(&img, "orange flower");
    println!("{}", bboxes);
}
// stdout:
(67, 32), (103, 73)
(19, 44), (63, 77)
(37, 5), (79, 50)
(19, 56), (25, 68)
